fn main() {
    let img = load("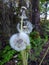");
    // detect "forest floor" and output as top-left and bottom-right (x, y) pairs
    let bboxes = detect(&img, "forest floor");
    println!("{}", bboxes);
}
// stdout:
(38, 41), (49, 65)
(4, 41), (49, 65)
